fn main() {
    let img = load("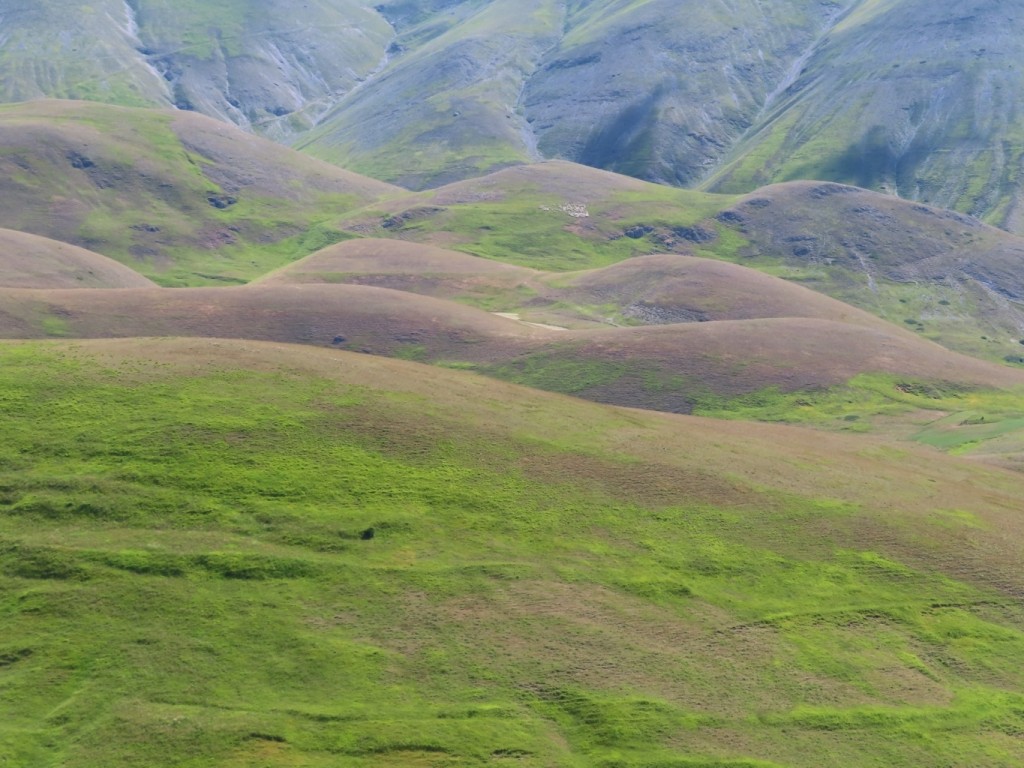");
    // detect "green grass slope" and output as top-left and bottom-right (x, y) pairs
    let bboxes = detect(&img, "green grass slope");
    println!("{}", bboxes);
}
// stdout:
(335, 161), (738, 271)
(0, 229), (155, 289)
(2, 337), (1024, 766)
(0, 100), (401, 286)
